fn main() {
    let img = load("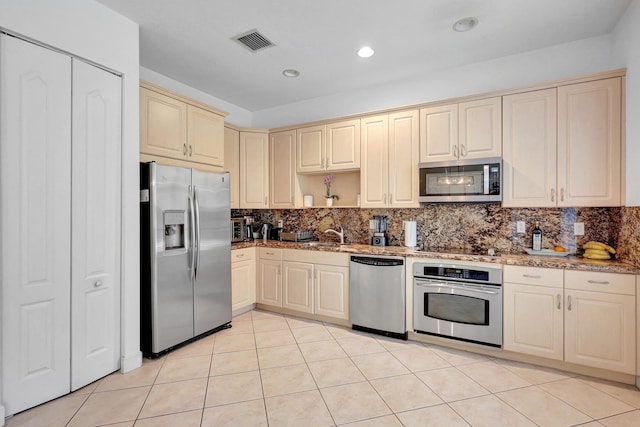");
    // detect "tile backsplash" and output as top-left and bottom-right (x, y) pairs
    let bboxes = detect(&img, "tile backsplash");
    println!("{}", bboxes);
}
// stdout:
(233, 204), (639, 266)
